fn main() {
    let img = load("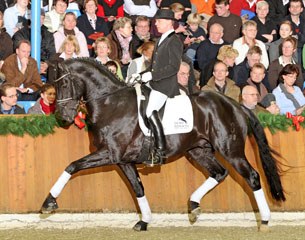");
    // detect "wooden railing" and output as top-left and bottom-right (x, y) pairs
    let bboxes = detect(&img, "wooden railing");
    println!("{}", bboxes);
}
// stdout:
(0, 125), (304, 213)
